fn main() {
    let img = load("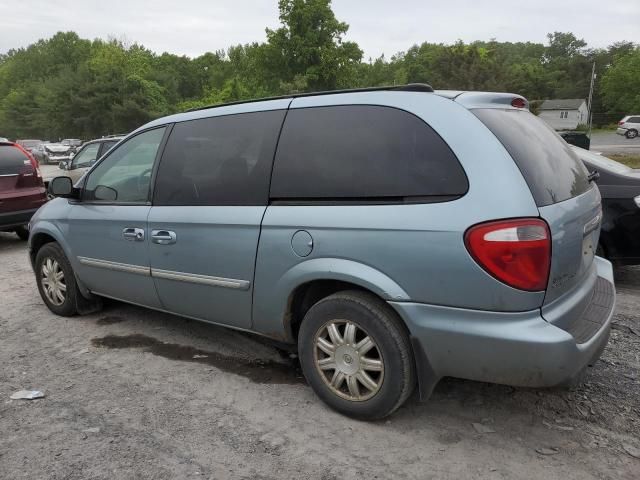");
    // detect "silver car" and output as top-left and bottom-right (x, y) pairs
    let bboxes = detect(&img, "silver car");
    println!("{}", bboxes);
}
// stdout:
(616, 115), (640, 139)
(29, 85), (615, 419)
